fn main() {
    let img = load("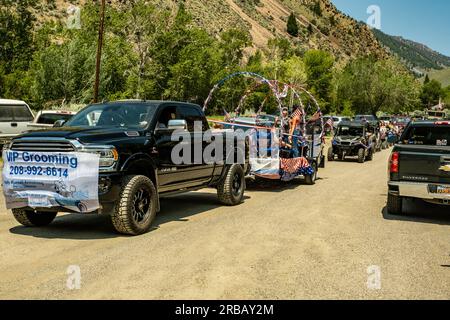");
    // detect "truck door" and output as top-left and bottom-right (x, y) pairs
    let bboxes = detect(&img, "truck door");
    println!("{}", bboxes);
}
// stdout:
(153, 105), (181, 189)
(154, 104), (214, 192)
(175, 105), (215, 184)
